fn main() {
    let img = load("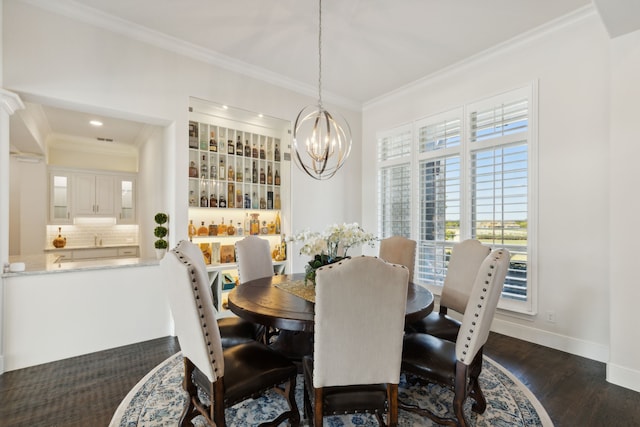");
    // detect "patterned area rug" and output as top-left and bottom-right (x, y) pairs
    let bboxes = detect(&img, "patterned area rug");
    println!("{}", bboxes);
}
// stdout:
(110, 352), (553, 426)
